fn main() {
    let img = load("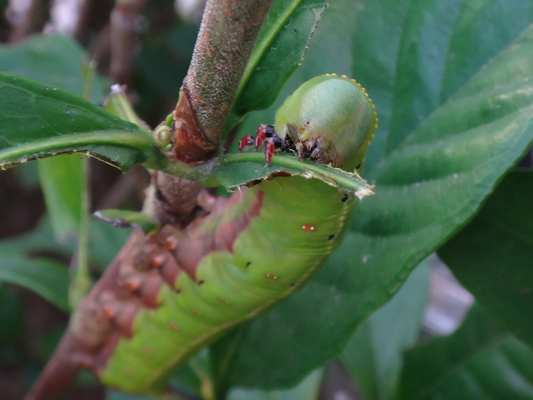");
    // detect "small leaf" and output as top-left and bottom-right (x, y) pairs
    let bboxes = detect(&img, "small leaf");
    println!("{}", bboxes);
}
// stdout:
(94, 209), (159, 234)
(0, 254), (70, 312)
(227, 0), (328, 129)
(0, 72), (165, 171)
(103, 84), (151, 131)
(37, 154), (86, 239)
